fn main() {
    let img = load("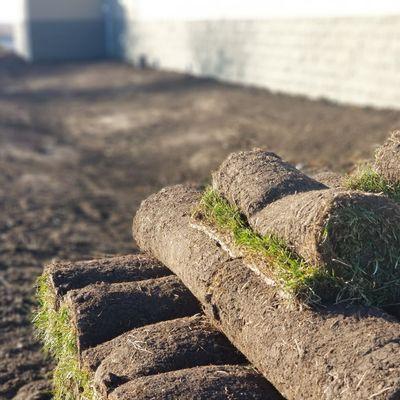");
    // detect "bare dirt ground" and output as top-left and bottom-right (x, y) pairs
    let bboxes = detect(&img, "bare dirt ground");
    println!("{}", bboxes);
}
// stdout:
(1, 53), (400, 398)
